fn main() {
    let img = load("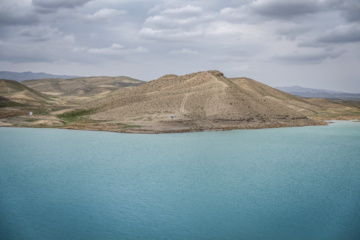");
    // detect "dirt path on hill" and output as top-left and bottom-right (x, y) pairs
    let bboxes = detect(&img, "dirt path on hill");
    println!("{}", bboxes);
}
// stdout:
(180, 93), (190, 113)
